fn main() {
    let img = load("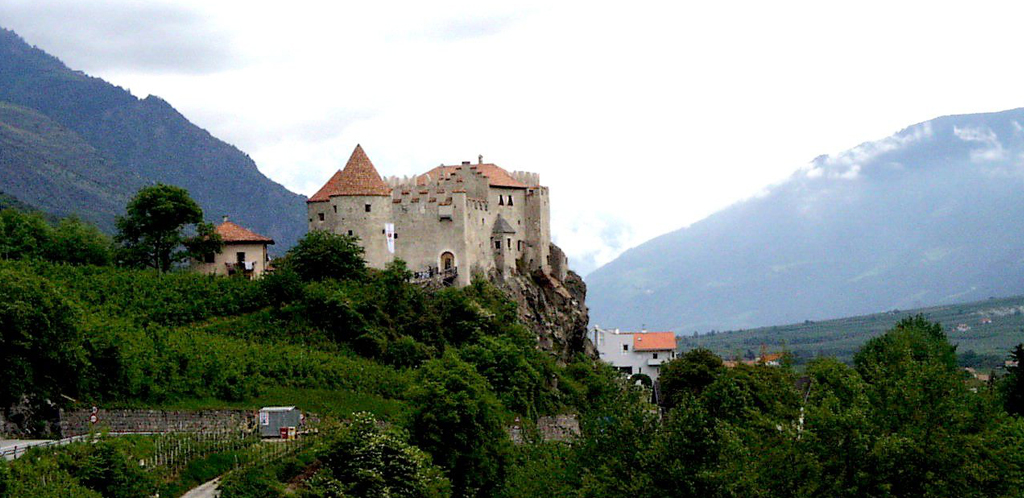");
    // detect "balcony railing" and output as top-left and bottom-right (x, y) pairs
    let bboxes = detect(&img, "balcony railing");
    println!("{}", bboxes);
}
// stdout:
(411, 266), (458, 286)
(226, 261), (256, 276)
